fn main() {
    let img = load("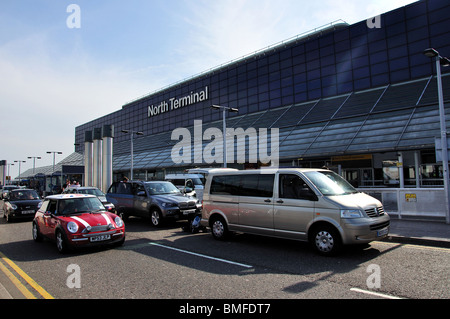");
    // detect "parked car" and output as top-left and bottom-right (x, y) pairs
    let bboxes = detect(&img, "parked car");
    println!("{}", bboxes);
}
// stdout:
(62, 186), (115, 213)
(201, 168), (390, 256)
(32, 194), (125, 253)
(106, 180), (201, 227)
(2, 189), (42, 222)
(165, 173), (204, 200)
(1, 185), (20, 199)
